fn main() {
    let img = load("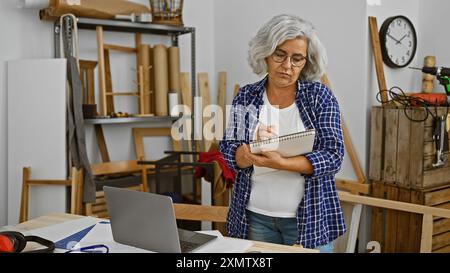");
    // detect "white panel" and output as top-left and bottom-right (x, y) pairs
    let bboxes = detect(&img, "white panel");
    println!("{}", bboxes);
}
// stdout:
(7, 59), (67, 225)
(201, 178), (212, 230)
